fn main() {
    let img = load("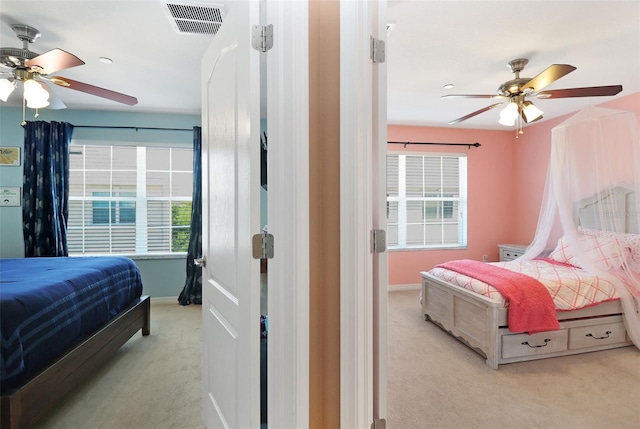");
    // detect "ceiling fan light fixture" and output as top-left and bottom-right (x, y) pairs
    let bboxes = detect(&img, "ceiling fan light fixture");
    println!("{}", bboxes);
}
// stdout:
(26, 97), (50, 109)
(23, 79), (44, 99)
(498, 115), (516, 126)
(23, 79), (50, 109)
(521, 101), (543, 122)
(499, 102), (518, 126)
(0, 78), (17, 102)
